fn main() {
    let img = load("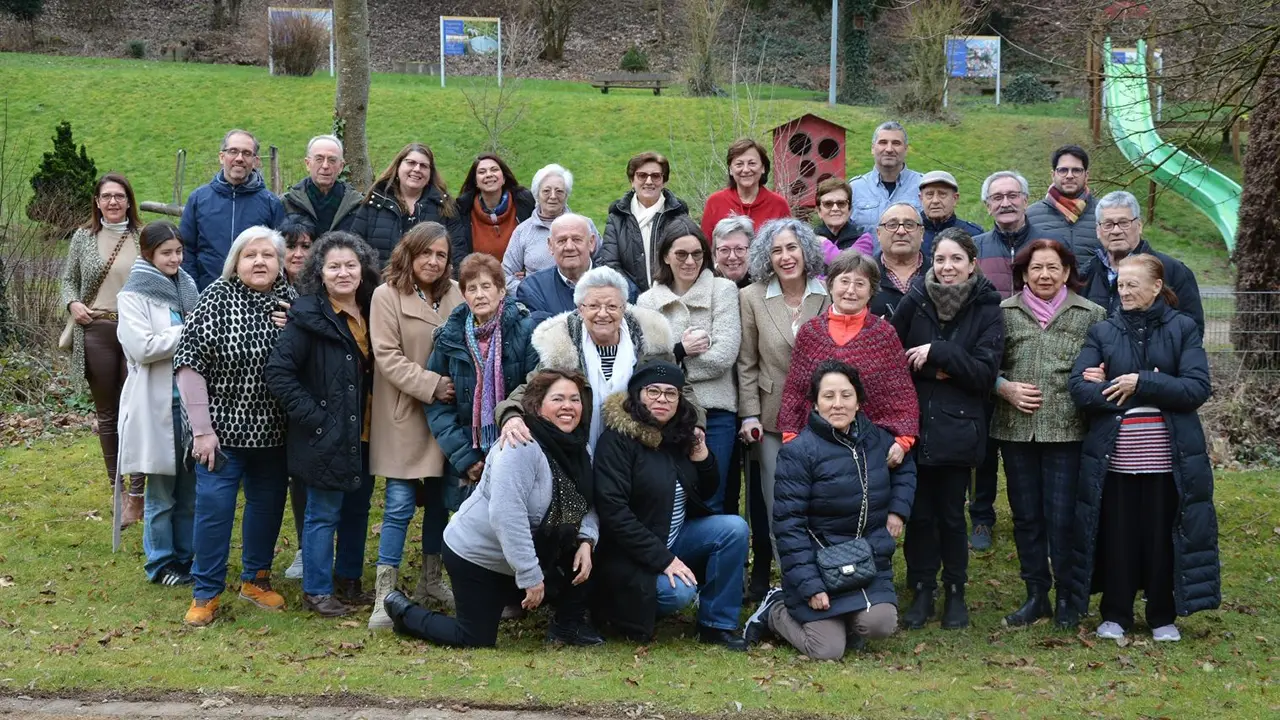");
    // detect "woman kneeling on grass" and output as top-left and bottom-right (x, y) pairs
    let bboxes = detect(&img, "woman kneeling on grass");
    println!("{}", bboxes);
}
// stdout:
(383, 369), (604, 647)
